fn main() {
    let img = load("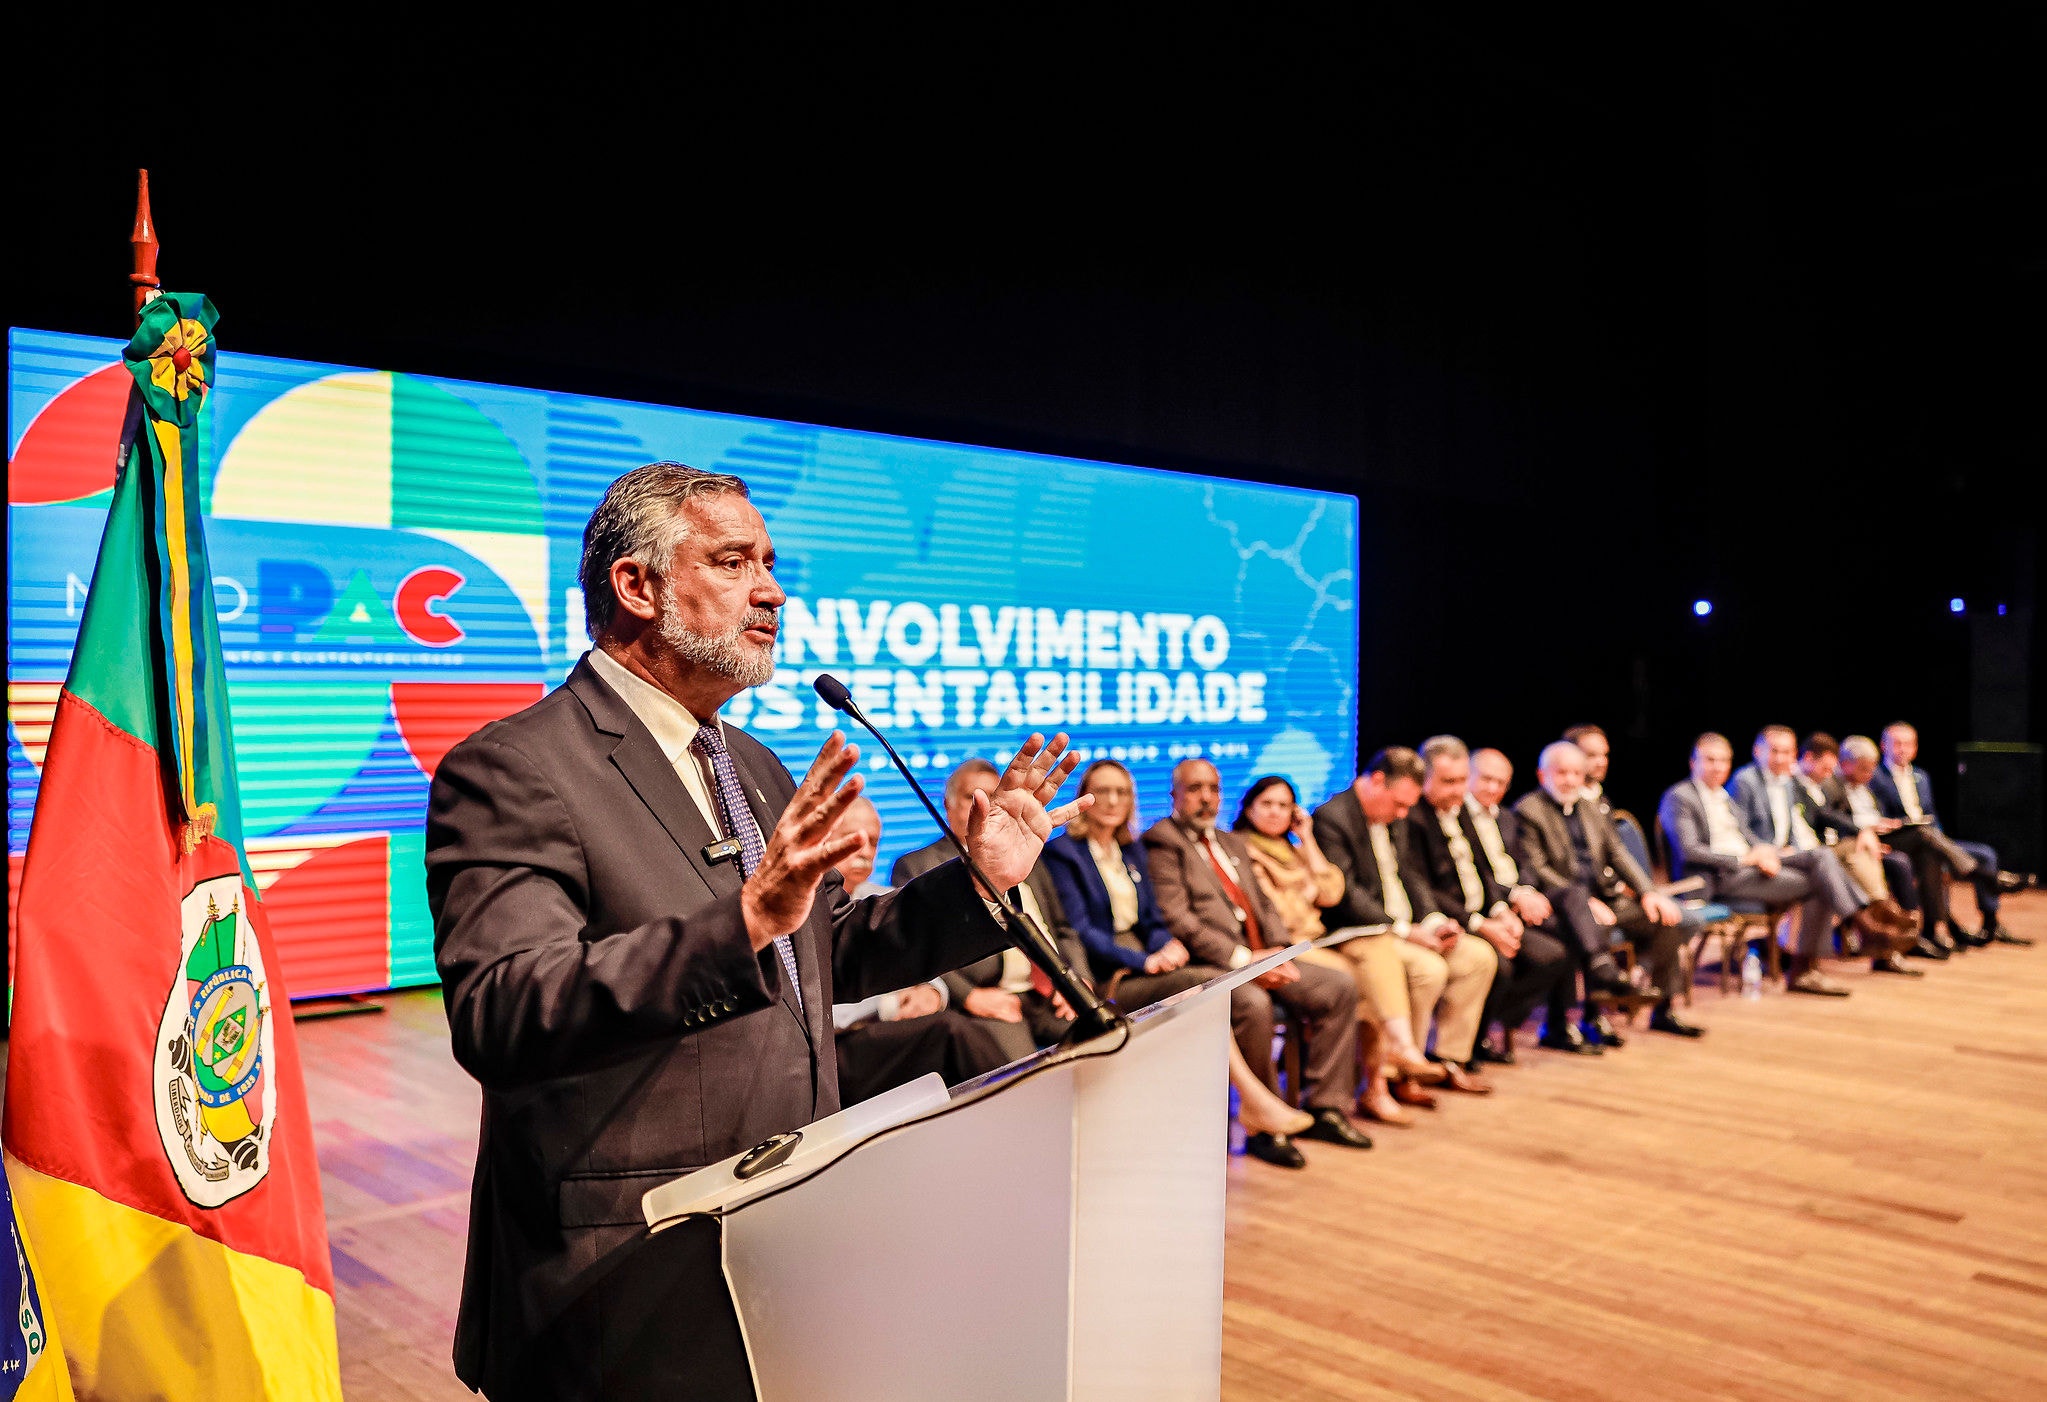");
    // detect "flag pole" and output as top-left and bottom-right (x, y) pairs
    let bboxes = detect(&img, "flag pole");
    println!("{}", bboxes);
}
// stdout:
(130, 168), (161, 324)
(116, 170), (159, 483)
